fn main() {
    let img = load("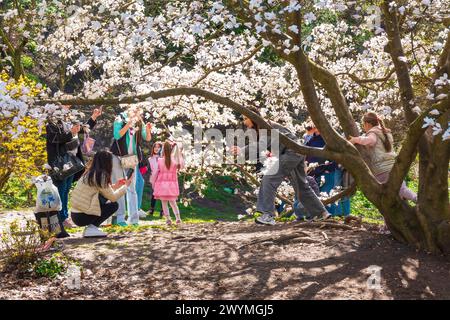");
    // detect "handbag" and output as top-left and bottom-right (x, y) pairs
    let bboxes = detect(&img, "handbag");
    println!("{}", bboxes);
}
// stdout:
(50, 152), (85, 181)
(34, 211), (69, 238)
(114, 139), (138, 169)
(81, 132), (96, 154)
(34, 175), (62, 212)
(49, 123), (85, 181)
(120, 154), (139, 169)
